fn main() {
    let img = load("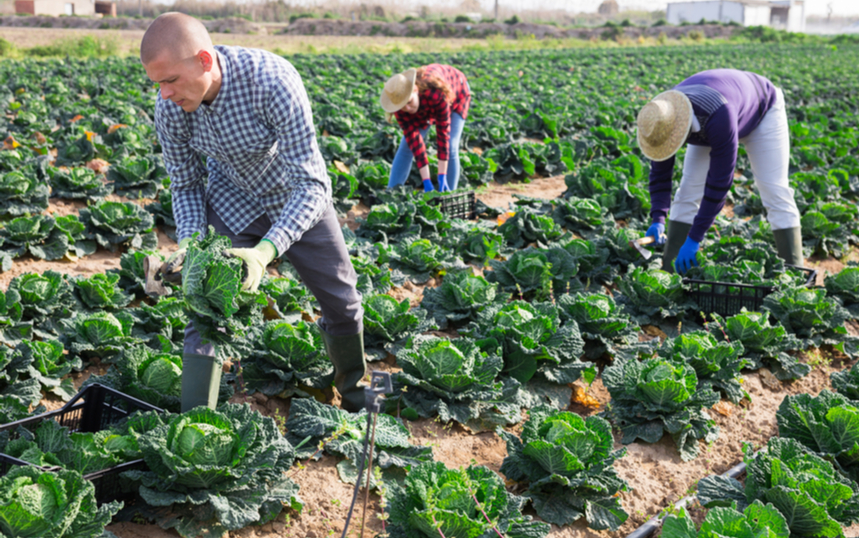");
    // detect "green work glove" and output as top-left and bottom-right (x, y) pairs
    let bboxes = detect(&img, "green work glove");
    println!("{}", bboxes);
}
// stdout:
(224, 239), (278, 292)
(164, 237), (192, 273)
